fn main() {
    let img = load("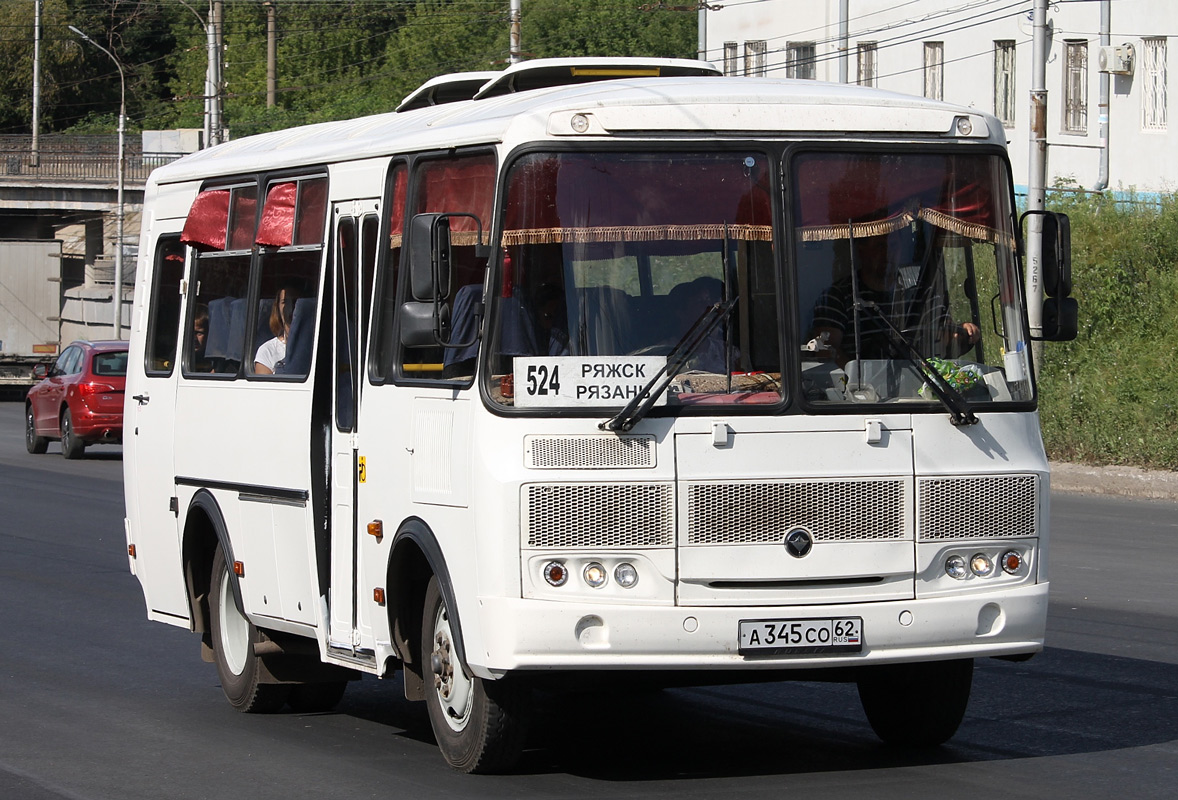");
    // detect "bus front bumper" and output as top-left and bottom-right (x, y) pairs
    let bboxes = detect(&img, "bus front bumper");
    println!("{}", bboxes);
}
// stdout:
(468, 582), (1048, 678)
